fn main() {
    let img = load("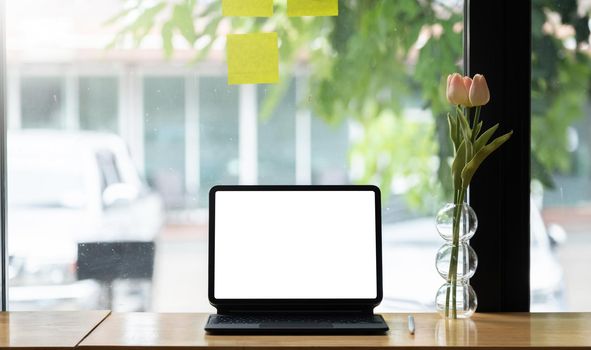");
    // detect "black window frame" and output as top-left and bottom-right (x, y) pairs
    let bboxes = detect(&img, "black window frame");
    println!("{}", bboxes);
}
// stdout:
(0, 0), (532, 311)
(466, 0), (531, 312)
(0, 0), (7, 310)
